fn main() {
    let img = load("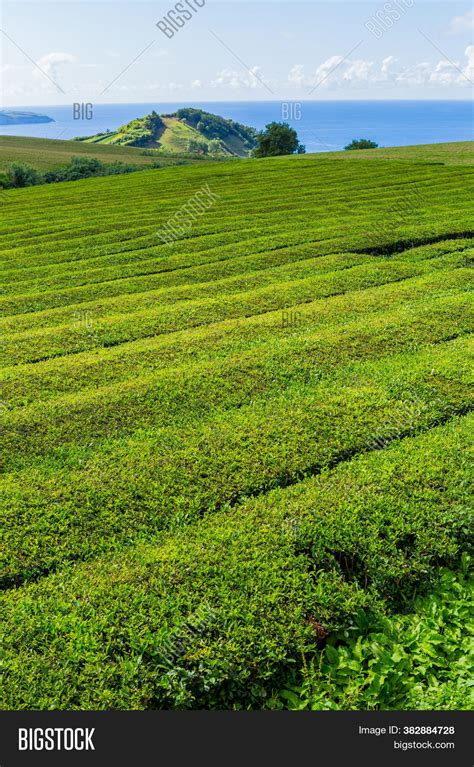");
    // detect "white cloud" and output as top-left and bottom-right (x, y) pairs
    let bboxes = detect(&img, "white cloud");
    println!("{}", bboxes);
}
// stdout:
(312, 55), (345, 88)
(210, 66), (268, 90)
(33, 52), (76, 90)
(397, 47), (473, 86)
(395, 61), (431, 86)
(380, 56), (398, 80)
(287, 64), (305, 87)
(430, 59), (461, 85)
(191, 79), (203, 90)
(283, 48), (473, 90)
(286, 56), (346, 90)
(342, 59), (374, 83)
(463, 44), (474, 80)
(447, 10), (474, 36)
